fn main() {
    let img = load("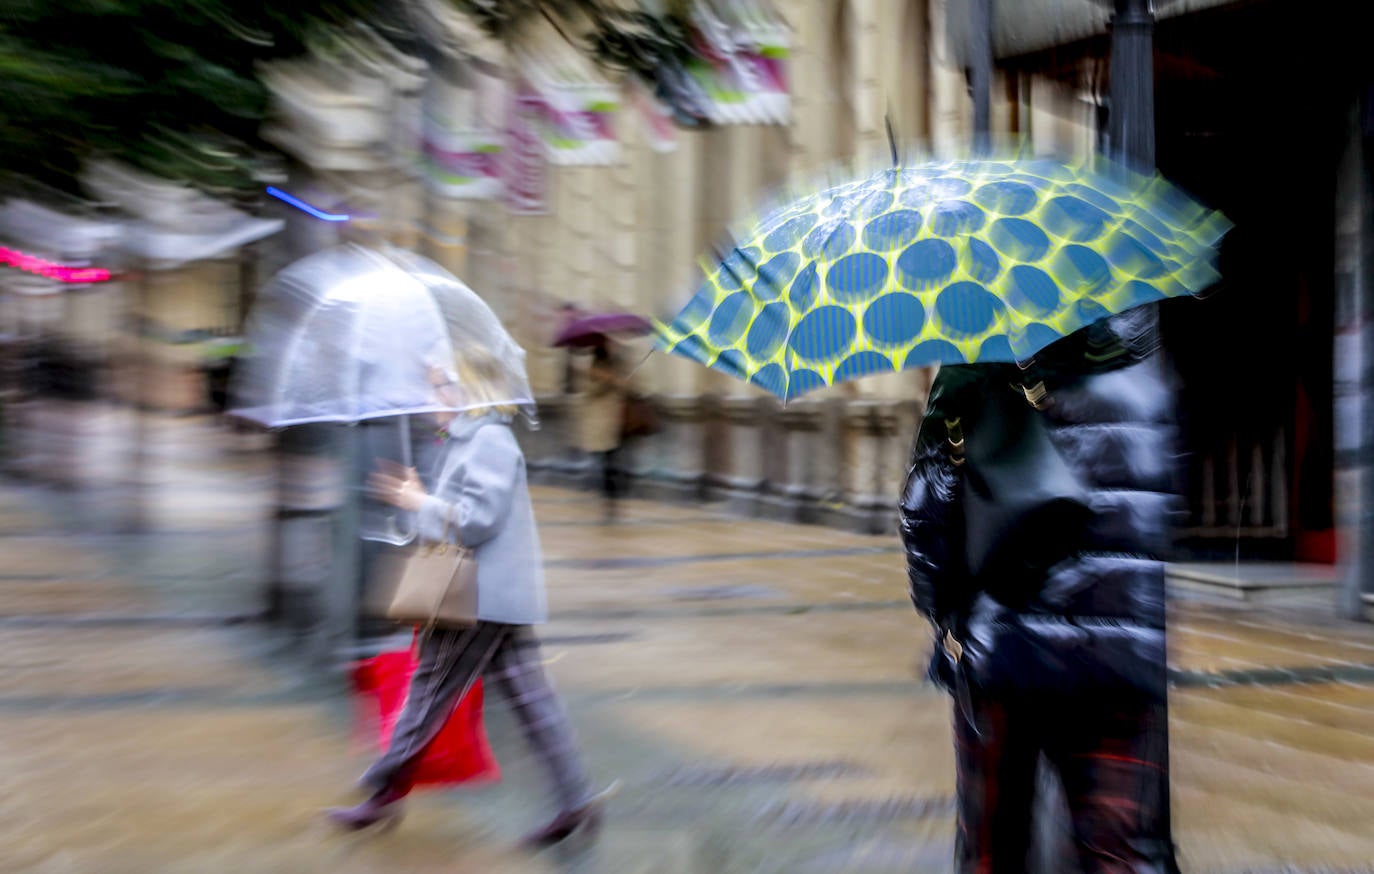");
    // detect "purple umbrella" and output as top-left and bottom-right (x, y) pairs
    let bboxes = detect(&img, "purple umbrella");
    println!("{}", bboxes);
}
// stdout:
(552, 312), (652, 347)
